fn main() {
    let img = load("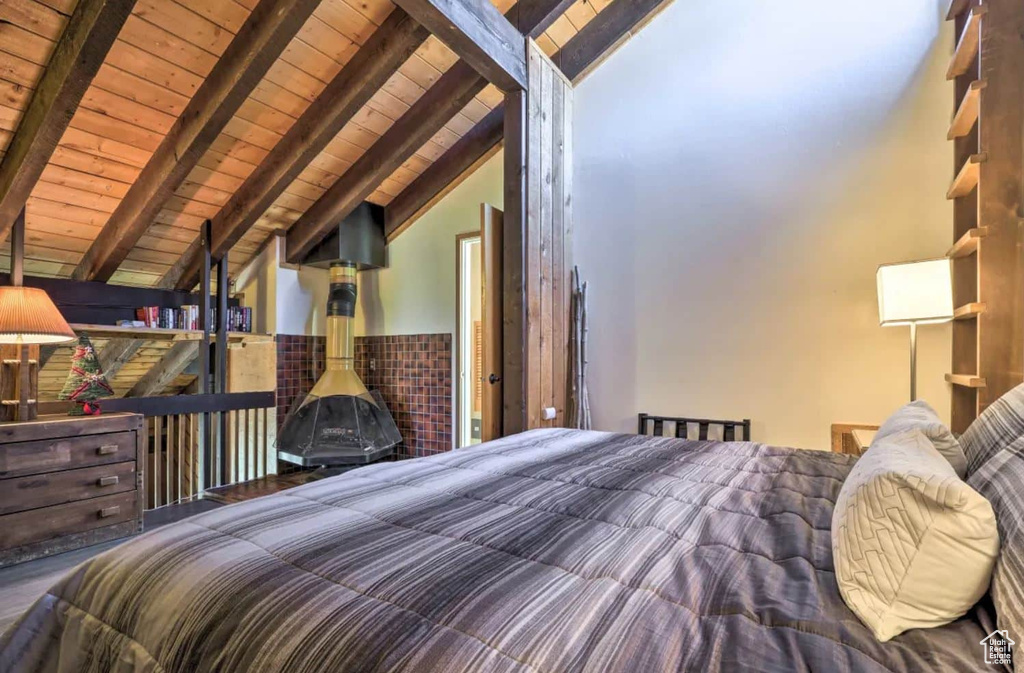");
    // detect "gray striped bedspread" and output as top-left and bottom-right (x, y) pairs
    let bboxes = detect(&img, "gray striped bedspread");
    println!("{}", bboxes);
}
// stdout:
(0, 429), (993, 672)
